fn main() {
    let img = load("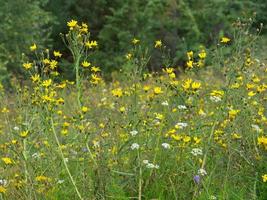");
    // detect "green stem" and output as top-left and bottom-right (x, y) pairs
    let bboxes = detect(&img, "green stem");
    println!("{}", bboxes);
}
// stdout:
(137, 150), (142, 200)
(75, 55), (82, 108)
(50, 117), (83, 200)
(85, 136), (97, 167)
(22, 139), (30, 198)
